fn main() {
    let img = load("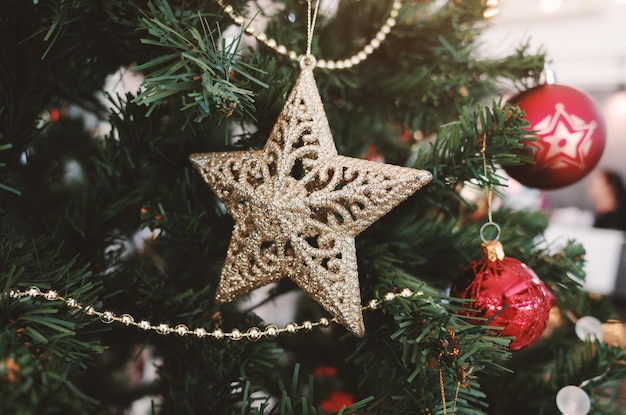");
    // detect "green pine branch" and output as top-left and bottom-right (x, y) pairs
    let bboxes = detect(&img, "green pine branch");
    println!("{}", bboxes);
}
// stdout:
(411, 101), (535, 210)
(133, 0), (269, 123)
(0, 237), (105, 414)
